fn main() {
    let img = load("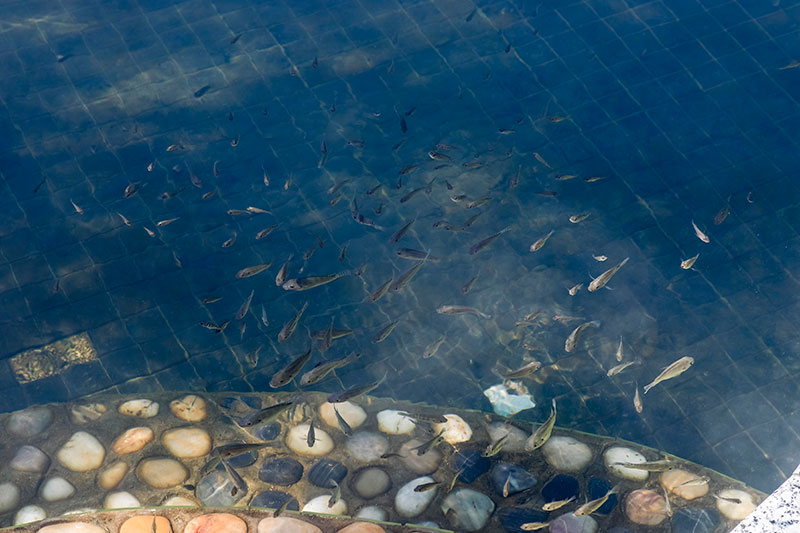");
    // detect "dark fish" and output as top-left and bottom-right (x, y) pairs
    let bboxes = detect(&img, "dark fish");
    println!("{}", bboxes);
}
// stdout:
(230, 33), (242, 44)
(270, 348), (313, 388)
(400, 187), (425, 203)
(351, 201), (384, 230)
(468, 227), (511, 255)
(374, 203), (384, 215)
(212, 442), (271, 459)
(333, 404), (353, 436)
(222, 233), (237, 248)
(412, 430), (444, 456)
(400, 117), (408, 133)
(256, 225), (278, 240)
(399, 165), (418, 175)
(414, 481), (441, 492)
(405, 106), (416, 116)
(190, 174), (203, 188)
(236, 263), (271, 279)
(466, 8), (476, 21)
(389, 256), (428, 292)
(299, 352), (360, 386)
(202, 297), (222, 304)
(194, 85), (211, 98)
(536, 190), (557, 197)
(436, 305), (491, 319)
(235, 290), (255, 320)
(338, 244), (347, 262)
(372, 320), (399, 343)
(461, 275), (477, 295)
(714, 196), (731, 225)
(237, 401), (294, 427)
(282, 269), (358, 291)
(278, 302), (308, 342)
(389, 220), (414, 243)
(327, 375), (385, 403)
(463, 211), (484, 228)
(366, 184), (381, 195)
(369, 278), (393, 303)
(306, 420), (316, 447)
(396, 248), (438, 261)
(200, 321), (223, 332)
(33, 178), (46, 193)
(221, 458), (247, 497)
